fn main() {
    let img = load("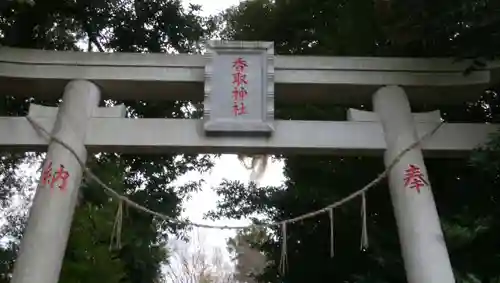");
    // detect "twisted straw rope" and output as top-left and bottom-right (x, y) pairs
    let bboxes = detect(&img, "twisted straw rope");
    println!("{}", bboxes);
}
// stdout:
(26, 116), (444, 230)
